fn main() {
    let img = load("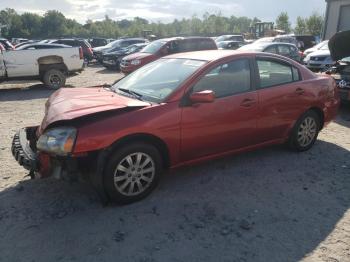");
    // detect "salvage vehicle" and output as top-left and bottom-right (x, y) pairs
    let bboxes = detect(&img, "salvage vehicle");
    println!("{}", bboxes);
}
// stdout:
(120, 37), (217, 74)
(0, 46), (84, 89)
(93, 38), (148, 62)
(326, 30), (350, 102)
(303, 40), (328, 58)
(239, 42), (302, 62)
(11, 50), (339, 204)
(254, 35), (298, 46)
(303, 44), (334, 72)
(0, 38), (15, 50)
(215, 35), (245, 43)
(49, 39), (94, 62)
(217, 41), (245, 50)
(101, 43), (147, 70)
